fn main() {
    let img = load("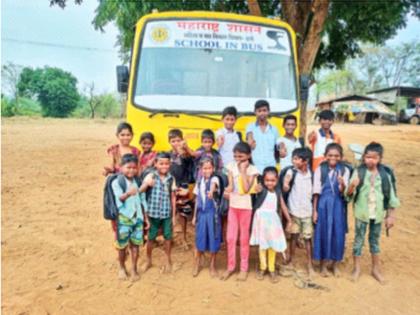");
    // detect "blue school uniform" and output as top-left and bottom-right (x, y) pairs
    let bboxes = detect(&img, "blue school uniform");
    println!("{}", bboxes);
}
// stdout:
(195, 177), (222, 253)
(313, 166), (346, 261)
